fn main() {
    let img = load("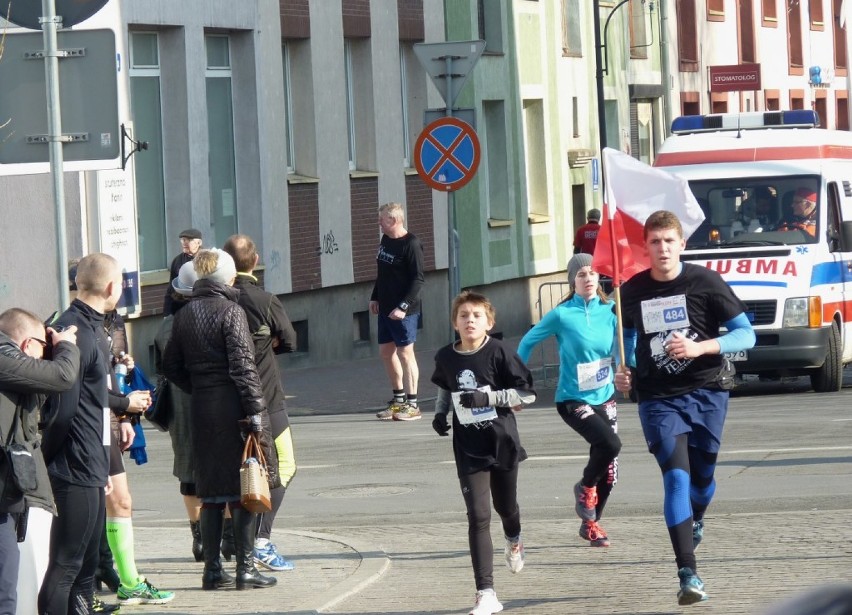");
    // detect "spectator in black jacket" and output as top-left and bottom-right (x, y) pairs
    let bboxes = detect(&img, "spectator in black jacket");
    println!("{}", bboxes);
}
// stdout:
(224, 234), (297, 572)
(162, 249), (278, 592)
(38, 253), (124, 615)
(0, 309), (79, 615)
(163, 228), (203, 316)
